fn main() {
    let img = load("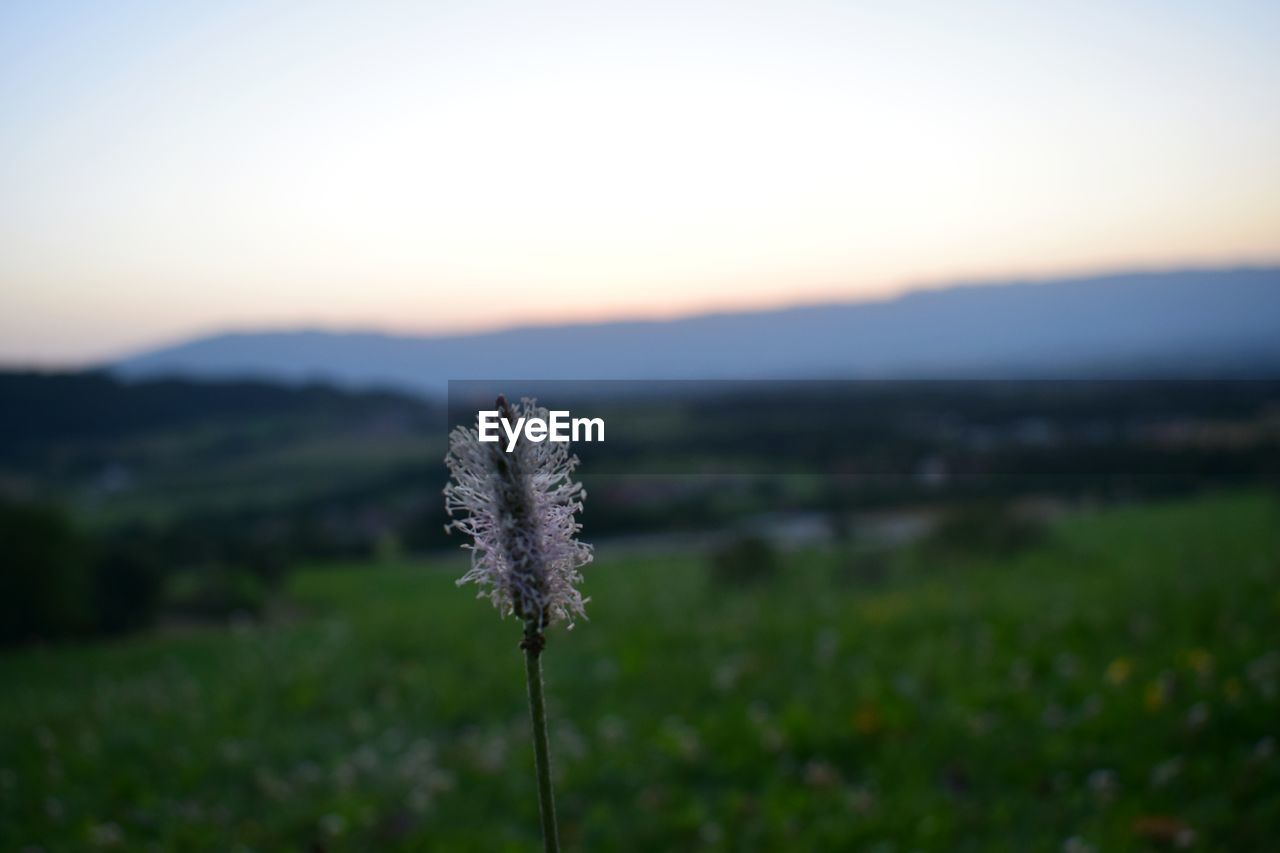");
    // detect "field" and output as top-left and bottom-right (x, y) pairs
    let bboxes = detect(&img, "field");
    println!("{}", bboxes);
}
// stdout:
(3, 492), (1279, 851)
